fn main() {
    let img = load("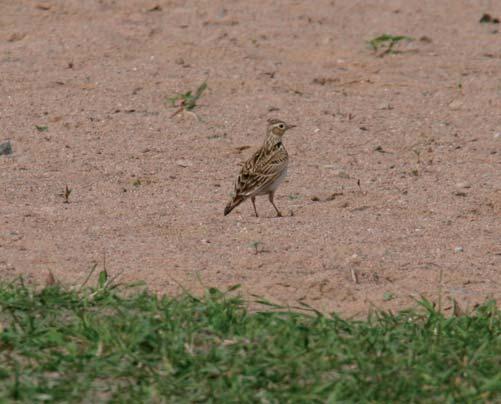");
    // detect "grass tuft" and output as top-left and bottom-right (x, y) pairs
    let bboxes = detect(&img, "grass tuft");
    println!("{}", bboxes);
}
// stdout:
(0, 280), (499, 401)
